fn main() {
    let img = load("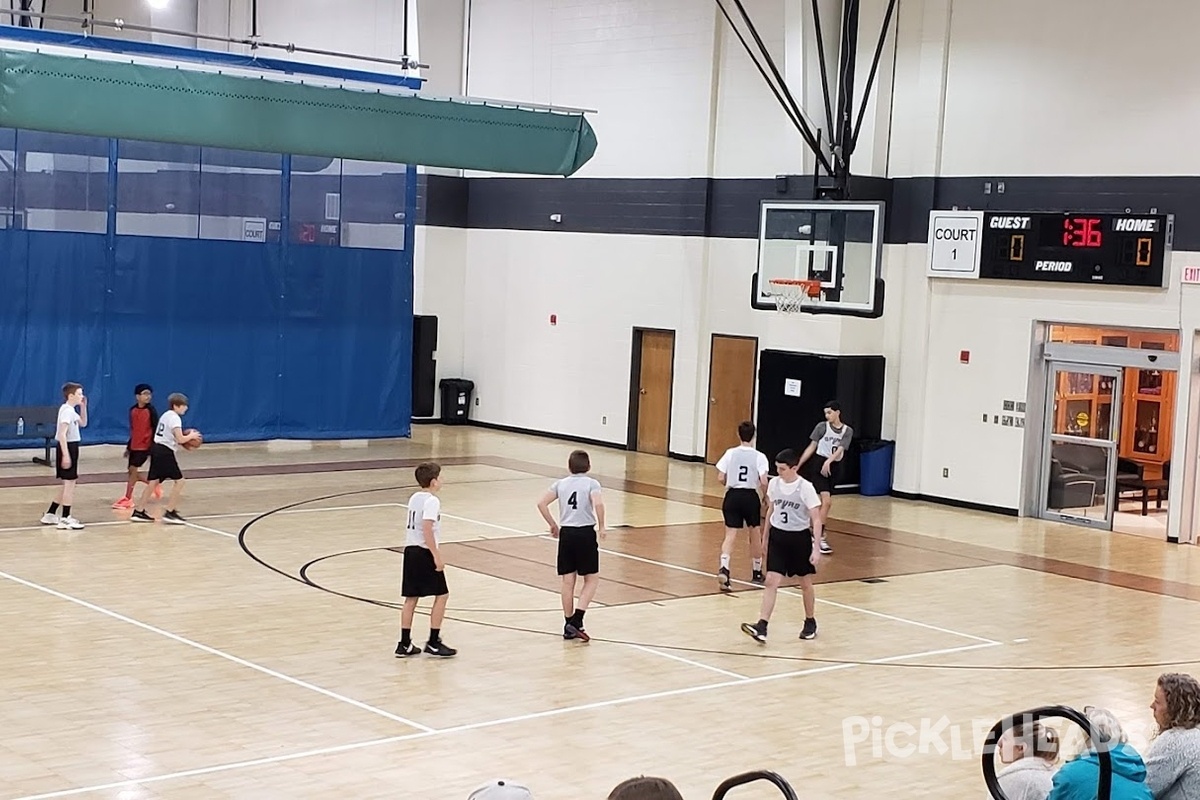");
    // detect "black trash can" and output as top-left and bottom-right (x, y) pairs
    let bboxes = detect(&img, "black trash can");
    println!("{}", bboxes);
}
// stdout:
(438, 378), (475, 424)
(858, 439), (895, 496)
